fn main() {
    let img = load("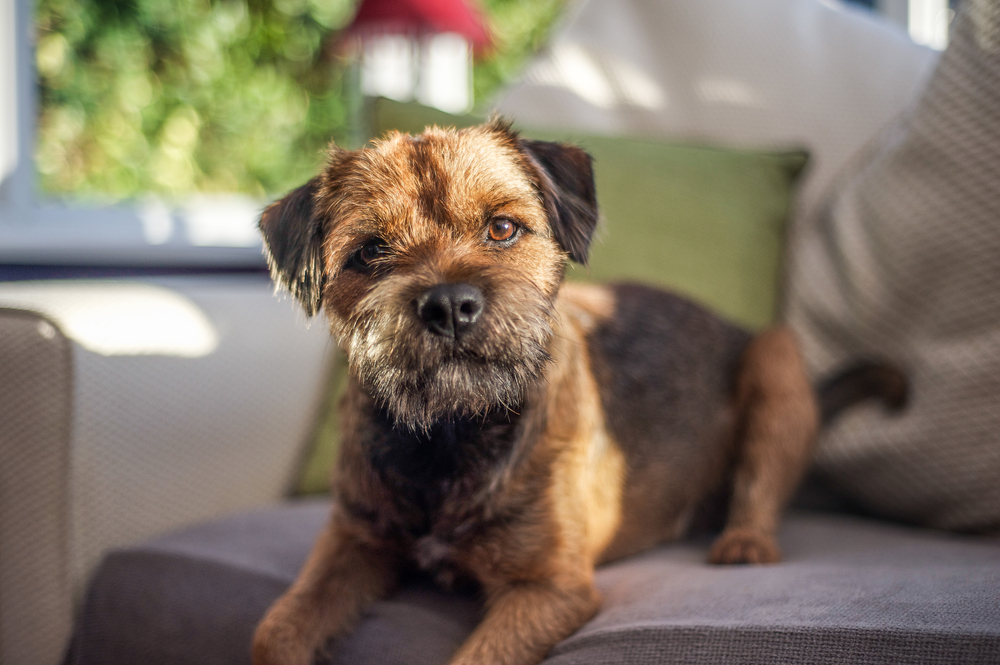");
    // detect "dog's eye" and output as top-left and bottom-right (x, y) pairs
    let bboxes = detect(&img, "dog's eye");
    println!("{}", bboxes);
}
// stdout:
(487, 219), (518, 243)
(348, 239), (390, 271)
